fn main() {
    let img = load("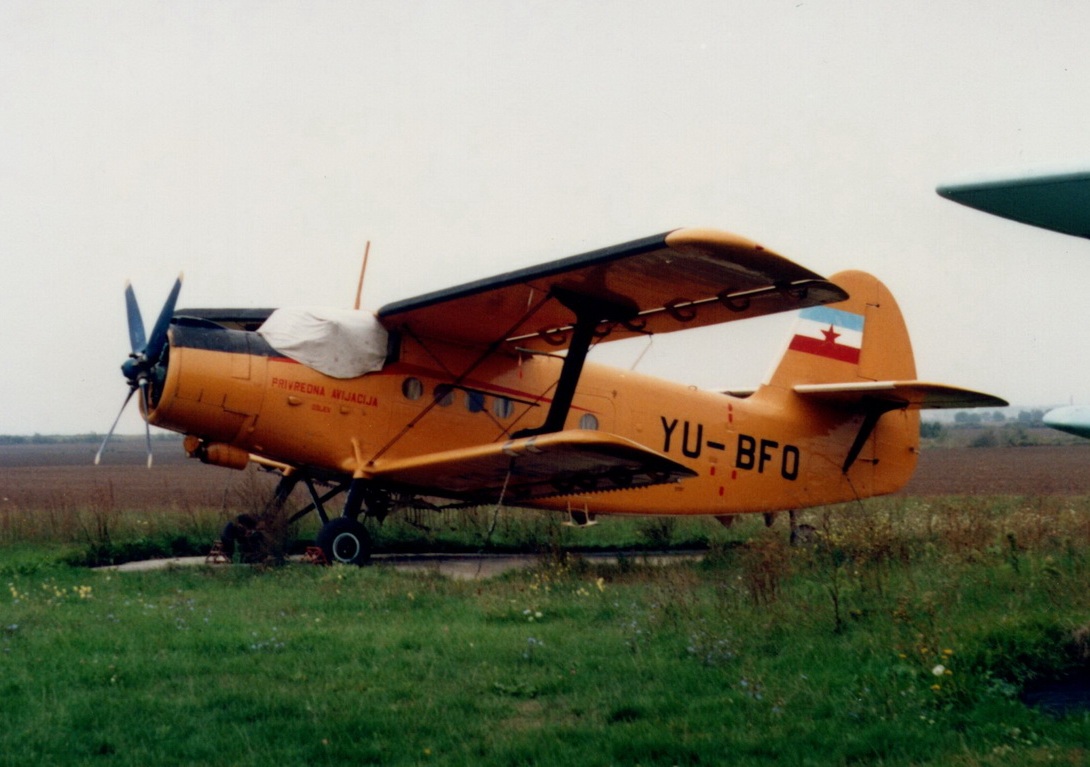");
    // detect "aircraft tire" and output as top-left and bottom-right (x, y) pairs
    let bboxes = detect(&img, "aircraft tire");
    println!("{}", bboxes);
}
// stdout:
(317, 517), (372, 566)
